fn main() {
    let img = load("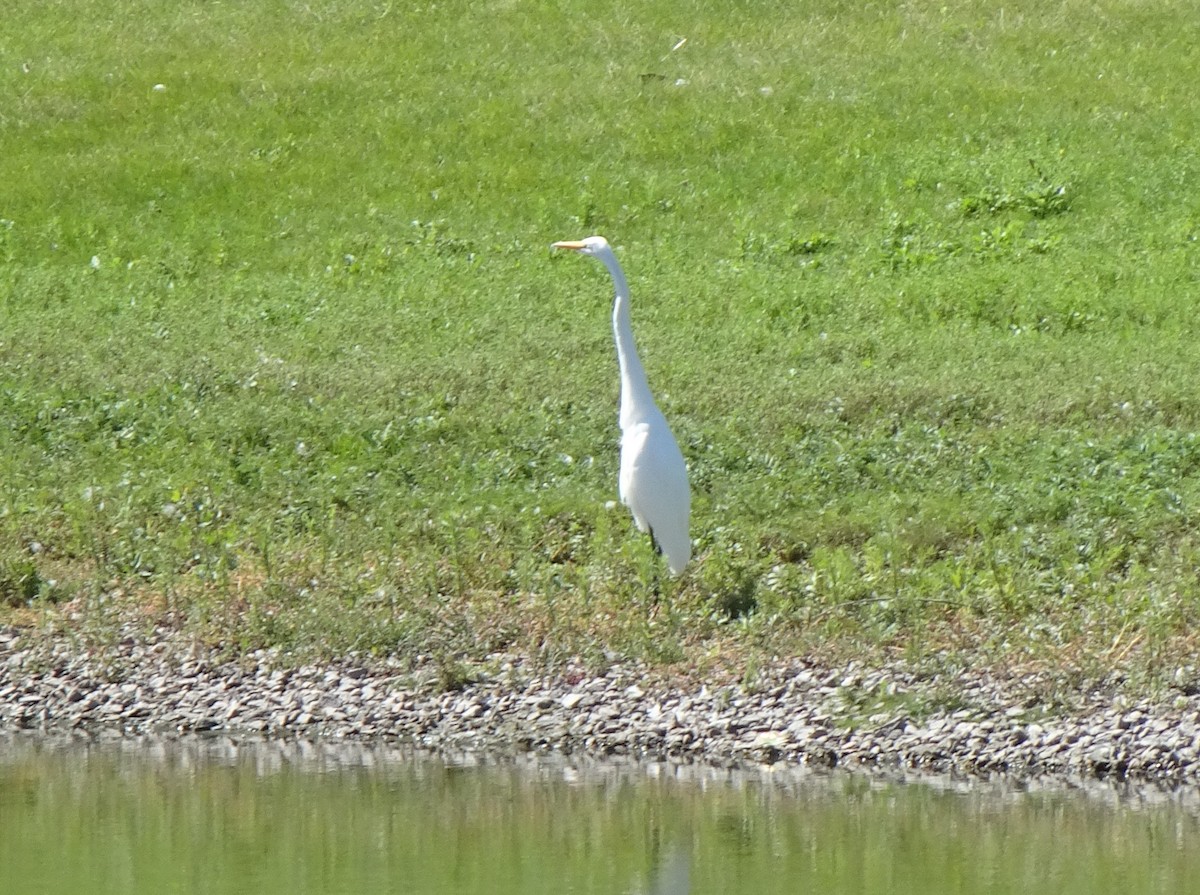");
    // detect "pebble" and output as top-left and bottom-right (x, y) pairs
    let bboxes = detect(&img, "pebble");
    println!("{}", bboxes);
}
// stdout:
(2, 624), (1200, 784)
